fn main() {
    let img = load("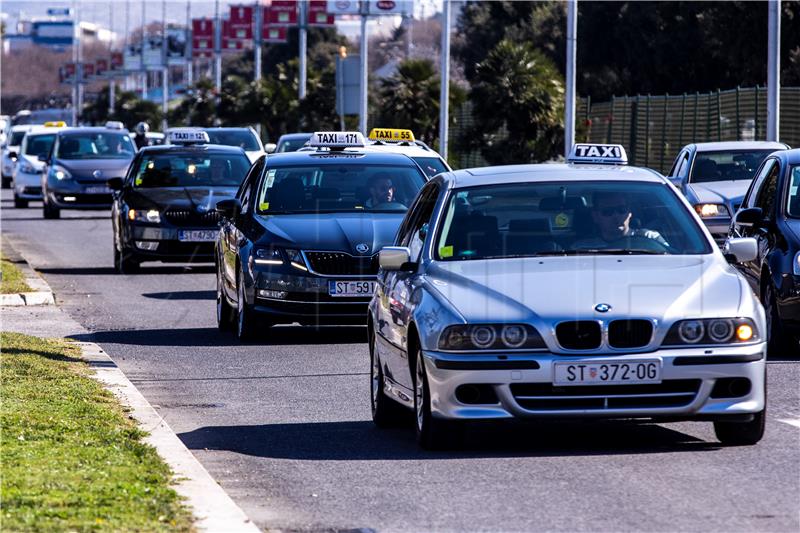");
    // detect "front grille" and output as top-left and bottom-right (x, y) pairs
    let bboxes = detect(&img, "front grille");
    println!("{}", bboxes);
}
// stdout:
(23, 186), (41, 195)
(511, 379), (701, 411)
(305, 251), (379, 276)
(608, 319), (653, 349)
(556, 321), (602, 350)
(164, 209), (221, 227)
